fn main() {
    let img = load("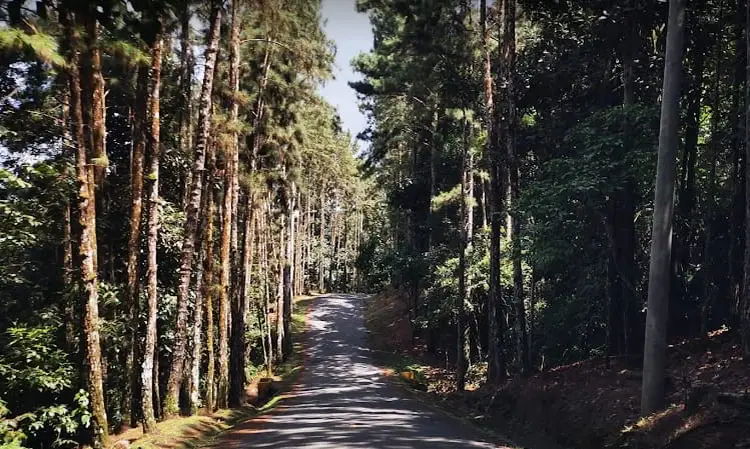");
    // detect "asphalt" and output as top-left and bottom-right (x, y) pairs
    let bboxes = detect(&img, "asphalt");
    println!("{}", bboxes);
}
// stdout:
(220, 293), (512, 449)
